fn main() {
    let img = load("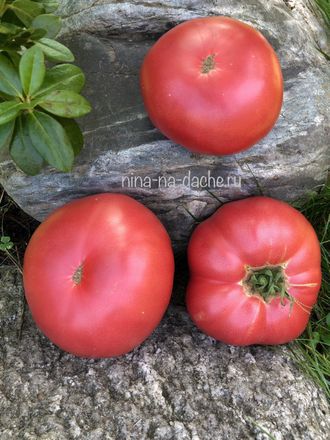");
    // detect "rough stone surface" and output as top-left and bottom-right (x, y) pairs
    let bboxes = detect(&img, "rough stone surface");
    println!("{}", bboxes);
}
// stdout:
(0, 267), (329, 440)
(0, 0), (329, 251)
